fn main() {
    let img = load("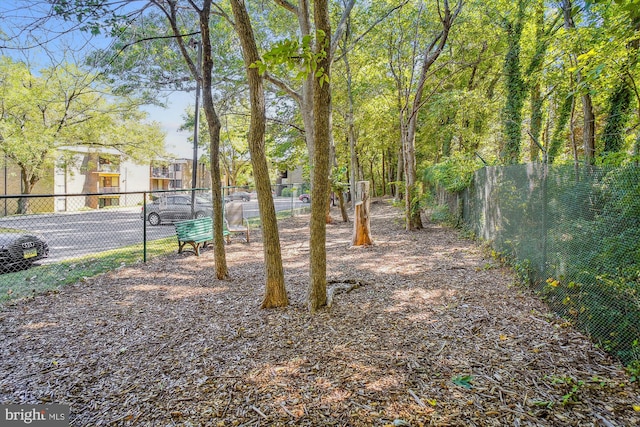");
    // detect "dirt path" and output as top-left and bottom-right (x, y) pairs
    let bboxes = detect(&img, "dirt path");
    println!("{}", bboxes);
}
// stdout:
(1, 199), (637, 426)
